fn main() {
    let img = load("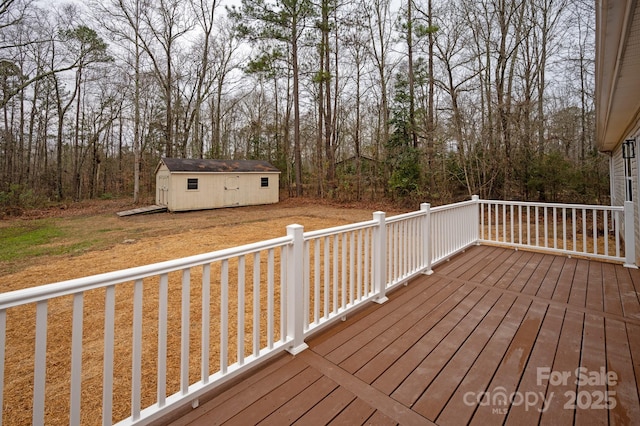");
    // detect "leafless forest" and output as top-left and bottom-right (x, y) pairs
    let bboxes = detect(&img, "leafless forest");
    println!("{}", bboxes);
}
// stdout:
(0, 0), (607, 212)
